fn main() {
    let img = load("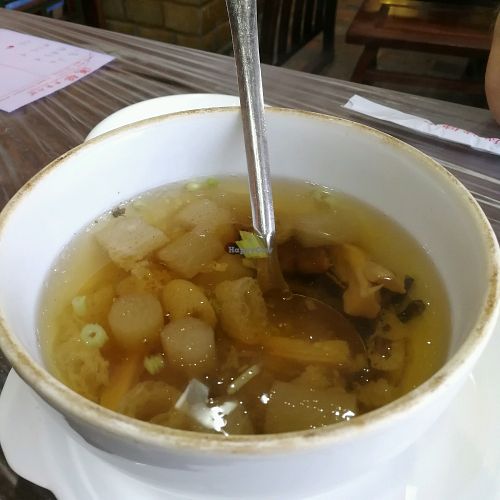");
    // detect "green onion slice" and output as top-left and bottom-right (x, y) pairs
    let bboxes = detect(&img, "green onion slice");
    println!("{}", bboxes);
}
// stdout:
(235, 231), (268, 259)
(205, 177), (218, 187)
(185, 181), (202, 192)
(144, 354), (165, 375)
(80, 323), (108, 348)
